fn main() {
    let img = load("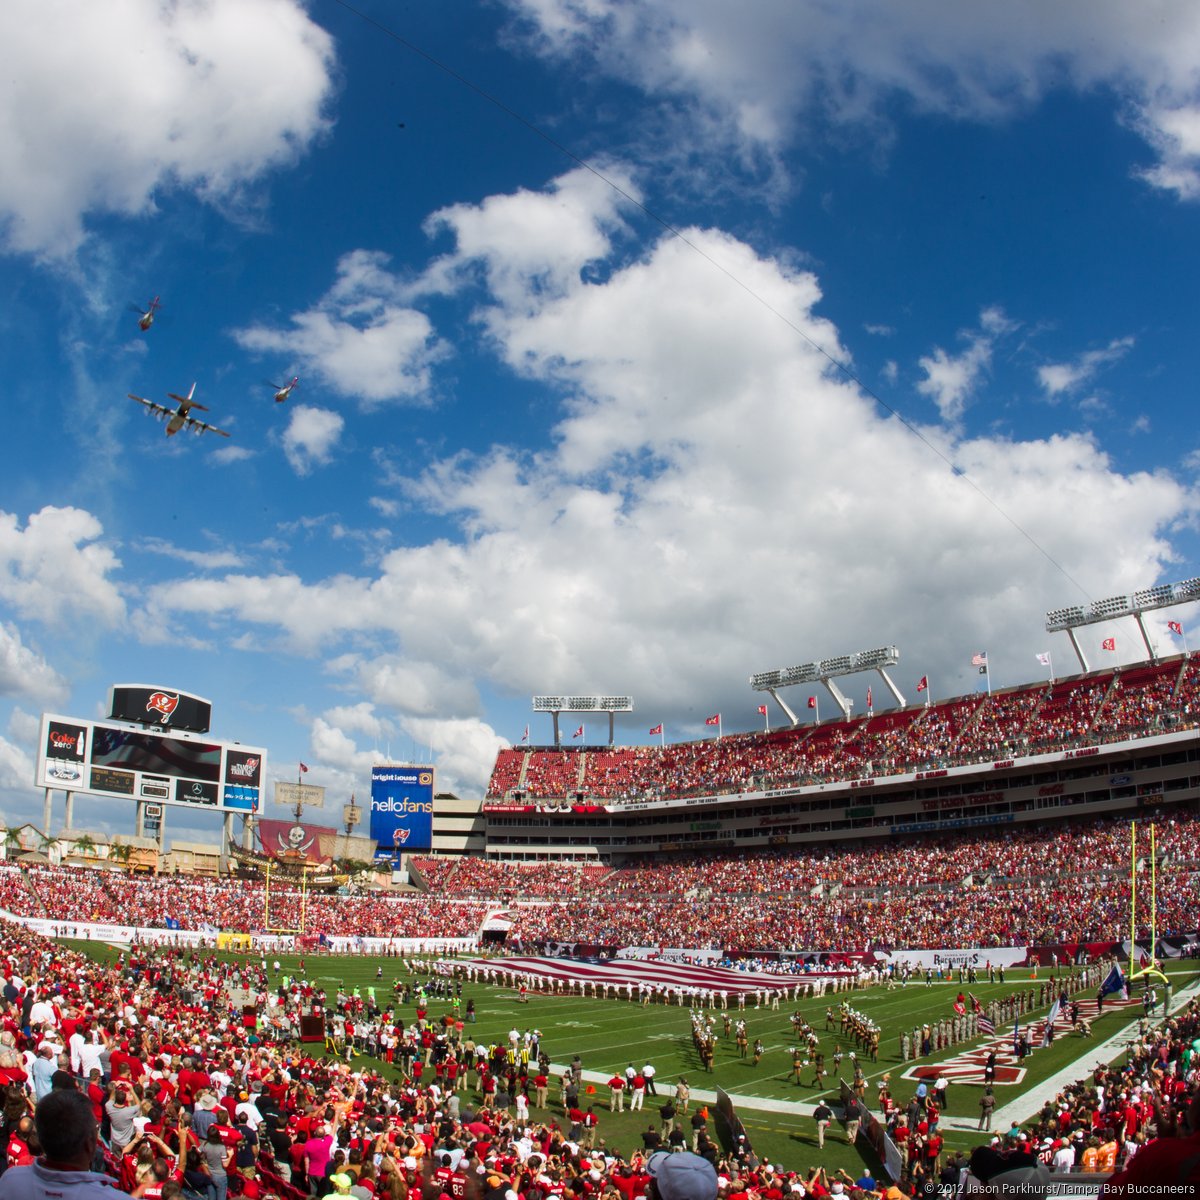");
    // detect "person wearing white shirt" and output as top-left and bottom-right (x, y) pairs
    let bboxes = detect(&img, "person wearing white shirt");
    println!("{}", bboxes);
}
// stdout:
(28, 1000), (55, 1029)
(1051, 1141), (1075, 1173)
